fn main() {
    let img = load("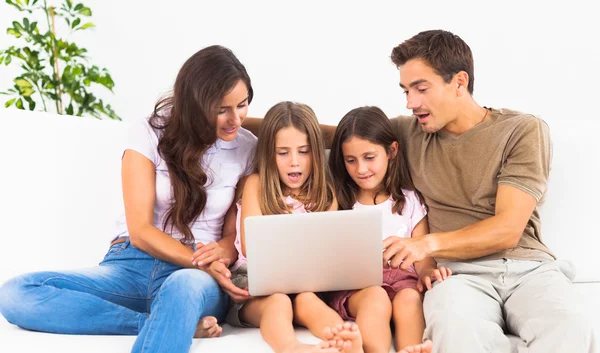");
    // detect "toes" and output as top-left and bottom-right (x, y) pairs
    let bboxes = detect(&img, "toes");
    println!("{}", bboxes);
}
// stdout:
(199, 316), (217, 329)
(322, 327), (334, 340)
